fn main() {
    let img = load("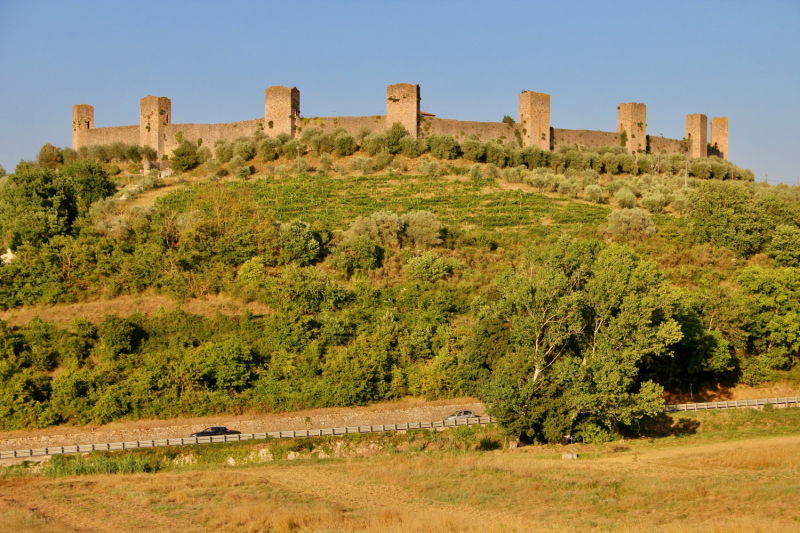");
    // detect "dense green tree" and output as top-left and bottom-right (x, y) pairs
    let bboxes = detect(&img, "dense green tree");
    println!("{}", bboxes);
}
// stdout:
(738, 267), (800, 383)
(386, 122), (409, 154)
(279, 220), (320, 266)
(61, 160), (116, 211)
(170, 141), (200, 173)
(686, 181), (771, 257)
(0, 168), (78, 247)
